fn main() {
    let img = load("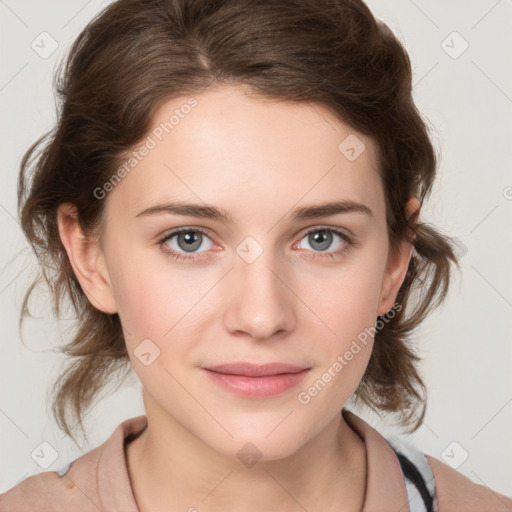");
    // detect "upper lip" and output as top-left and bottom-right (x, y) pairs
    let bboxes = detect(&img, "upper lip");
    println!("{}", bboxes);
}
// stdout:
(204, 362), (310, 377)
